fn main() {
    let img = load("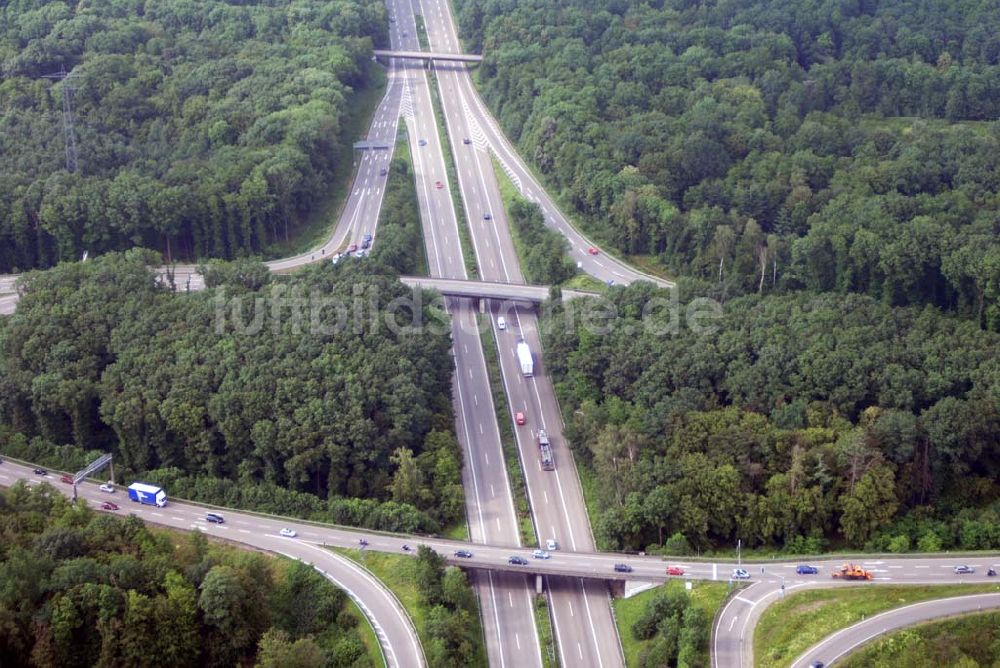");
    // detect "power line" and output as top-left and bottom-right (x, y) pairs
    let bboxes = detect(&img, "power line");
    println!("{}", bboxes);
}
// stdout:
(41, 68), (81, 173)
